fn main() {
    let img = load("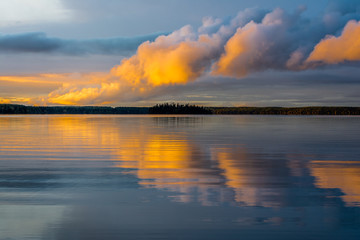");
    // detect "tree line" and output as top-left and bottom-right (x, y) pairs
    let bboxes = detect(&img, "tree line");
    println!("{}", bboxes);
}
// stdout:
(1, 104), (360, 115)
(0, 105), (148, 114)
(210, 106), (360, 115)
